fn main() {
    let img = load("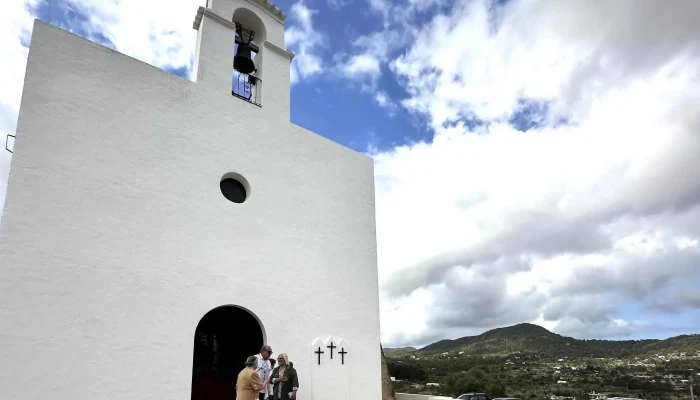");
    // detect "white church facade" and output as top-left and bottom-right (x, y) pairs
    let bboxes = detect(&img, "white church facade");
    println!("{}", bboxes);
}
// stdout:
(0, 0), (382, 398)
